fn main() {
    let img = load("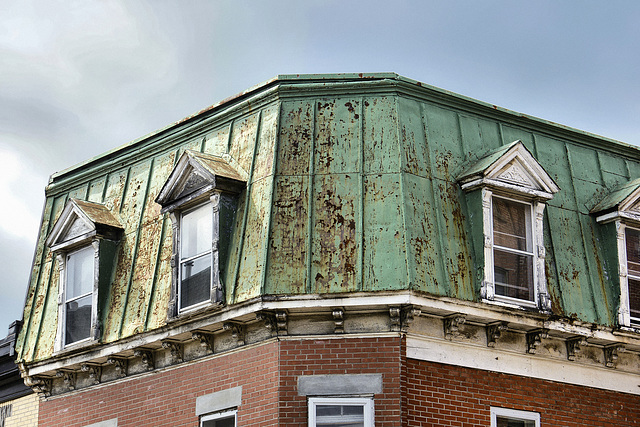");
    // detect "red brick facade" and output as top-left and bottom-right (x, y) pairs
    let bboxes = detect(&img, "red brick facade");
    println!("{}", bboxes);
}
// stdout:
(37, 336), (640, 426)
